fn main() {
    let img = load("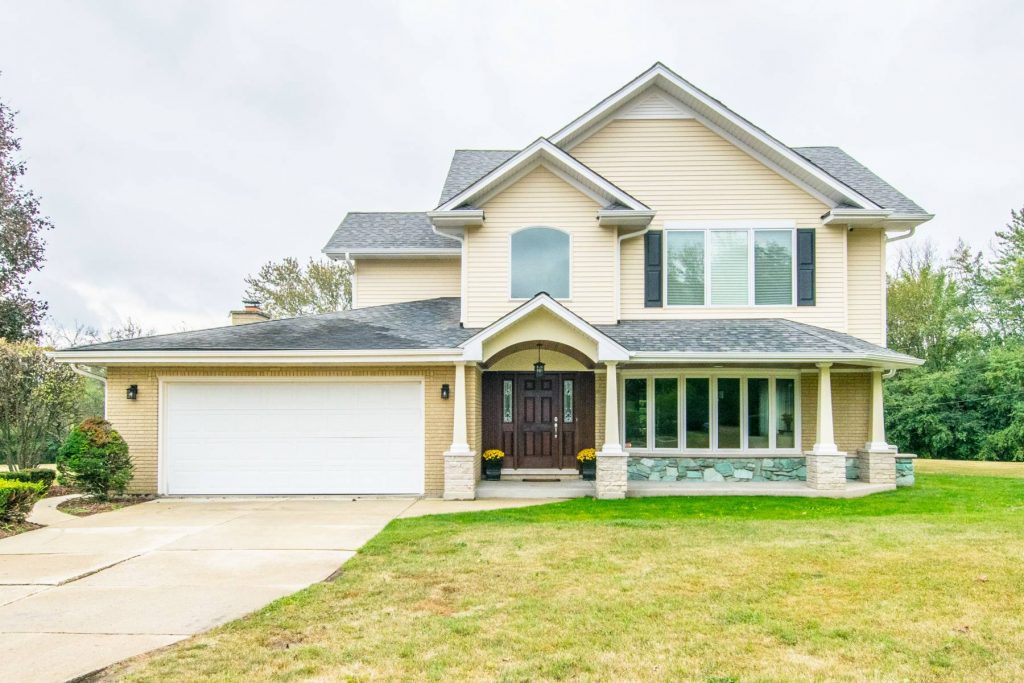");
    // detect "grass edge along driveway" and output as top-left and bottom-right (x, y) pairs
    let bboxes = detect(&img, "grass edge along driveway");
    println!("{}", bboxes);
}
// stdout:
(108, 466), (1024, 682)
